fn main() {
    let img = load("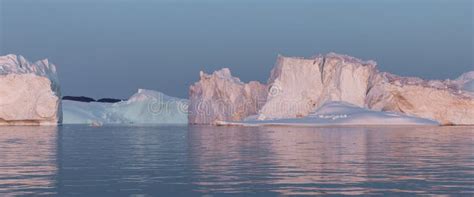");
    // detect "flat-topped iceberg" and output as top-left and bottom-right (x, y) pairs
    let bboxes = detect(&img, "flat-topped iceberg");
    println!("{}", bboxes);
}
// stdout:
(63, 89), (188, 125)
(188, 68), (267, 124)
(0, 54), (61, 125)
(257, 53), (376, 120)
(216, 101), (439, 126)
